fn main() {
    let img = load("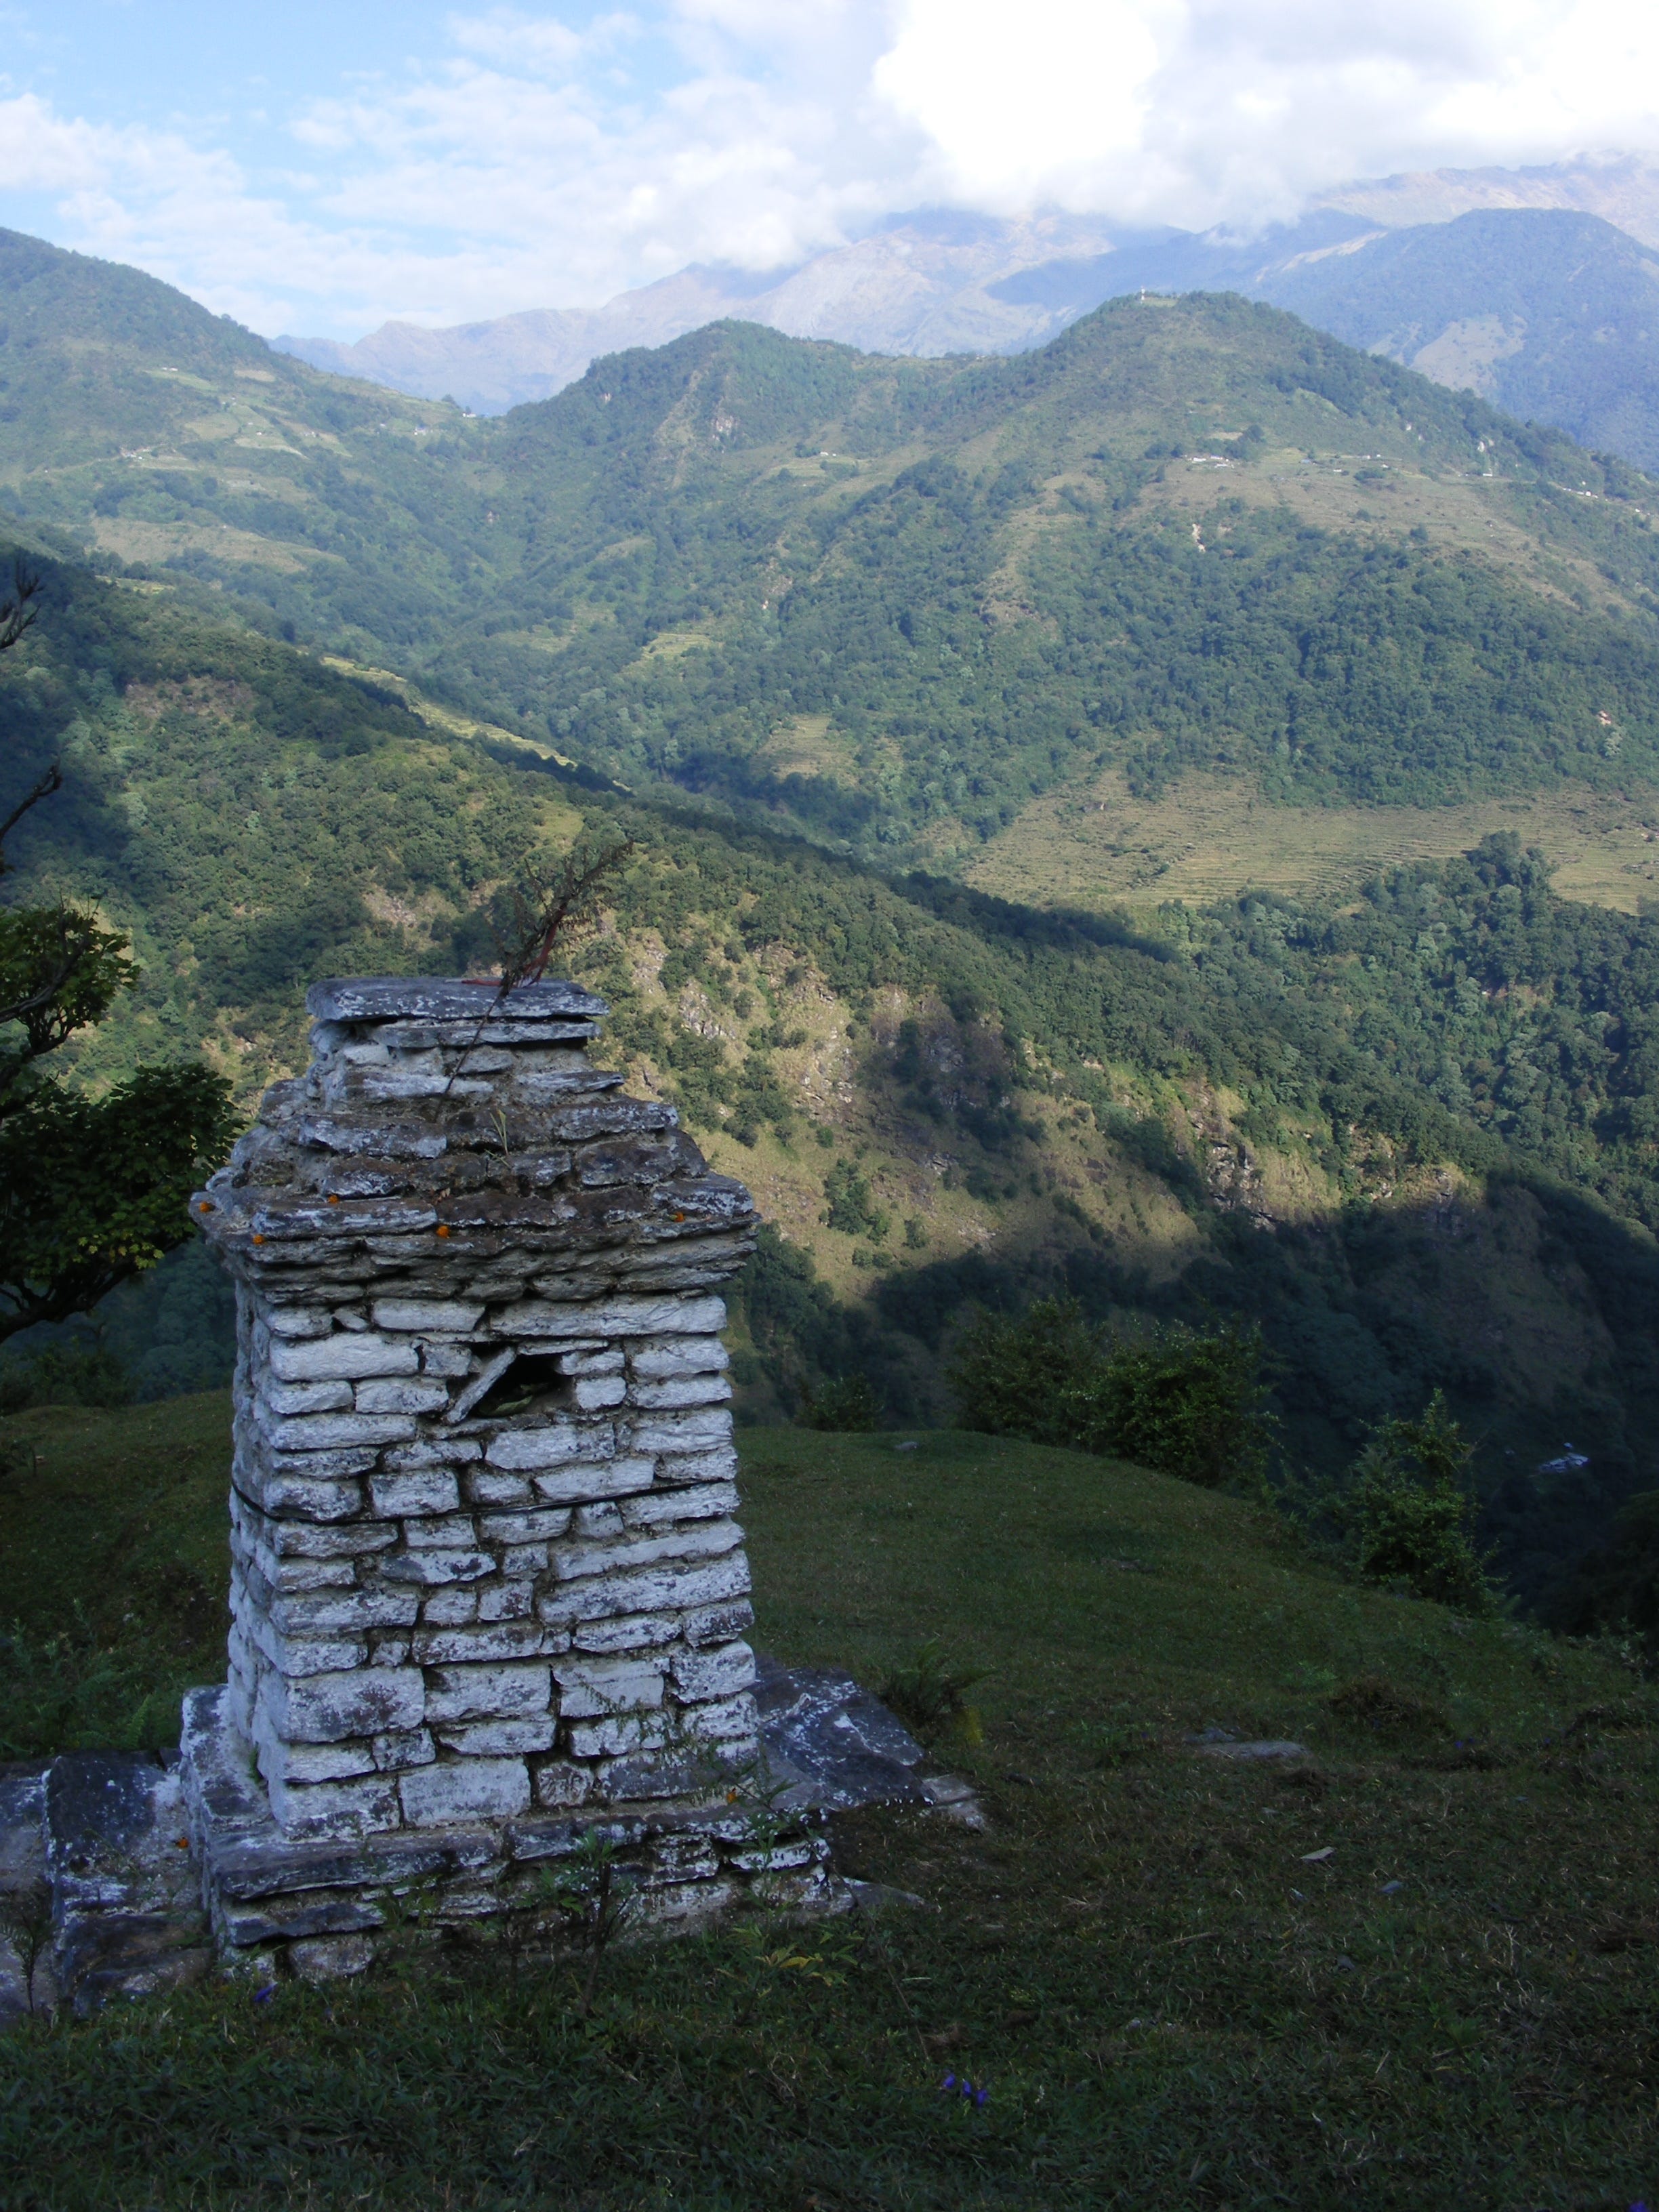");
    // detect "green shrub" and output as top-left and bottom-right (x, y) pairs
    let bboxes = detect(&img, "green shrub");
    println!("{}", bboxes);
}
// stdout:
(947, 1296), (1103, 1448)
(798, 1372), (883, 1431)
(1548, 1488), (1659, 1661)
(1077, 1325), (1273, 1489)
(949, 1298), (1272, 1486)
(1342, 1394), (1500, 1616)
(0, 1340), (134, 1413)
